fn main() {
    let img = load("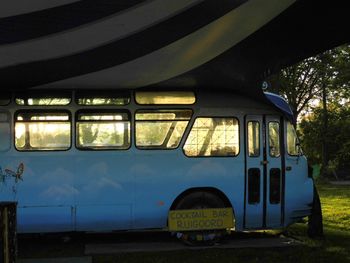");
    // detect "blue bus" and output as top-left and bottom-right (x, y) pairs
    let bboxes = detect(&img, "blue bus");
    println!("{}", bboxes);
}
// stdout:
(0, 90), (320, 242)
